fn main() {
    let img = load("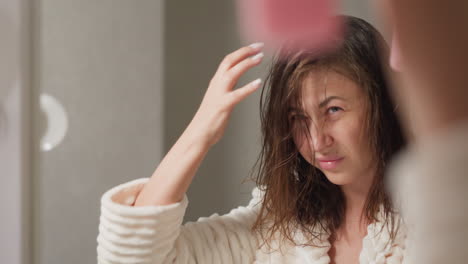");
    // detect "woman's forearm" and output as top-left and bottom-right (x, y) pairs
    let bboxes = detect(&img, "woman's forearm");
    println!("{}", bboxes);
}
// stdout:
(134, 121), (210, 206)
